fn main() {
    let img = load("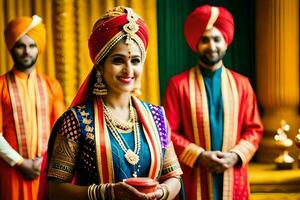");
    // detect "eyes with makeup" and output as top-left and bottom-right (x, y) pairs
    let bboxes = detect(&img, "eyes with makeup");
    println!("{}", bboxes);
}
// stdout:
(111, 55), (141, 66)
